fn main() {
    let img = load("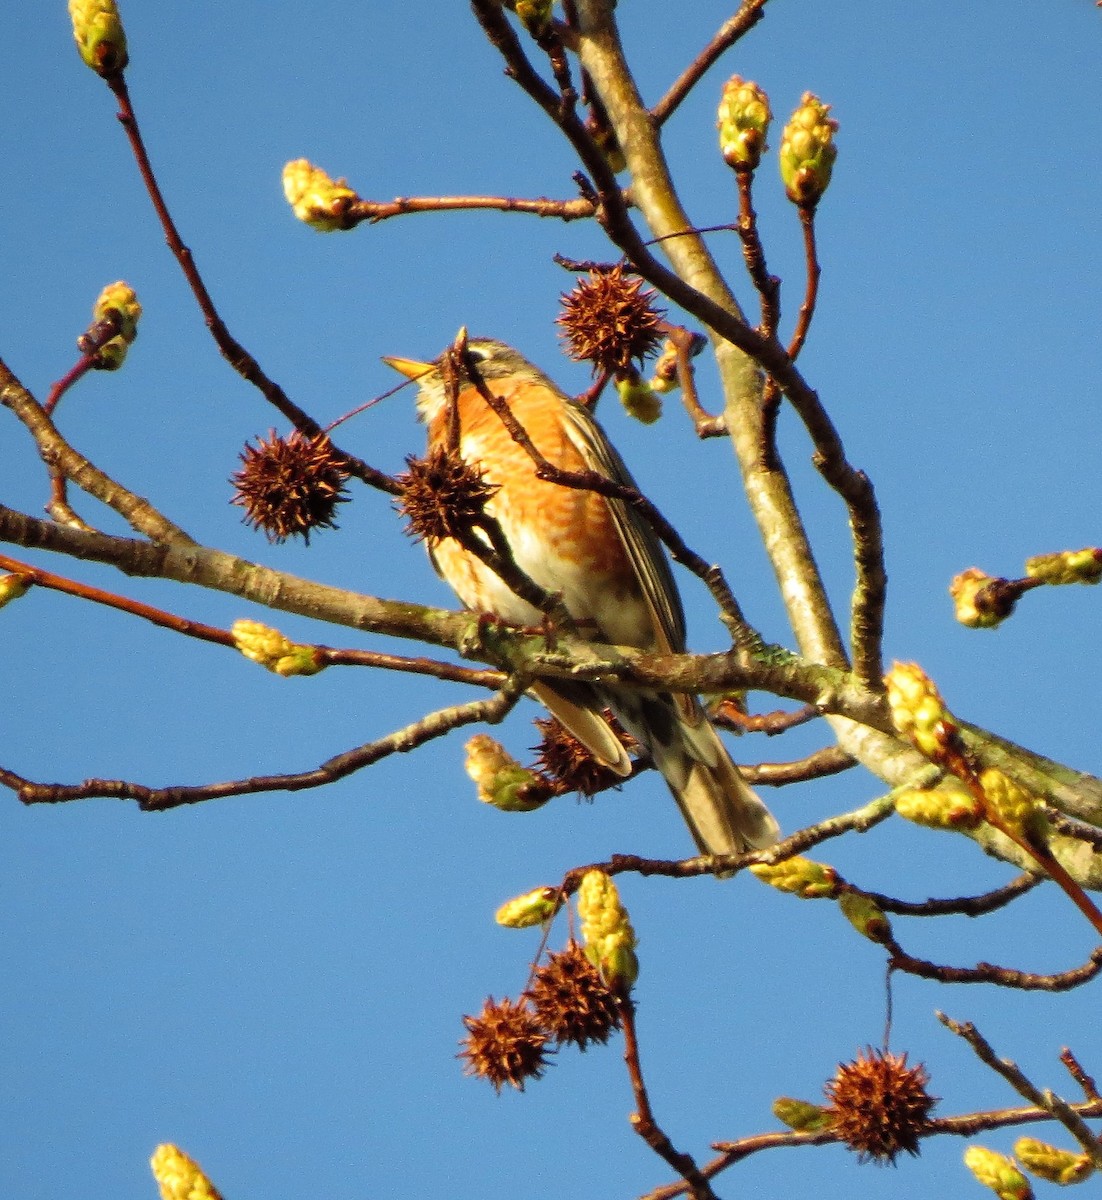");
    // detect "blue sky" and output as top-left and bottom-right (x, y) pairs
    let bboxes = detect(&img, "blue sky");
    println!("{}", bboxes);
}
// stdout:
(2, 4), (1101, 1199)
